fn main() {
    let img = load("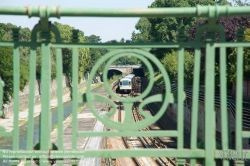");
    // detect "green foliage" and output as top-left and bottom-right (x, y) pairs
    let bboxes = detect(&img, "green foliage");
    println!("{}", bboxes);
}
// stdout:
(153, 73), (164, 87)
(85, 35), (107, 75)
(131, 17), (151, 43)
(35, 48), (57, 81)
(231, 0), (250, 6)
(0, 22), (91, 104)
(132, 0), (216, 59)
(0, 23), (18, 41)
(228, 28), (250, 83)
(0, 23), (31, 65)
(0, 47), (29, 104)
(108, 73), (126, 85)
(105, 39), (141, 65)
(54, 22), (90, 83)
(161, 50), (194, 85)
(112, 56), (141, 66)
(131, 0), (218, 75)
